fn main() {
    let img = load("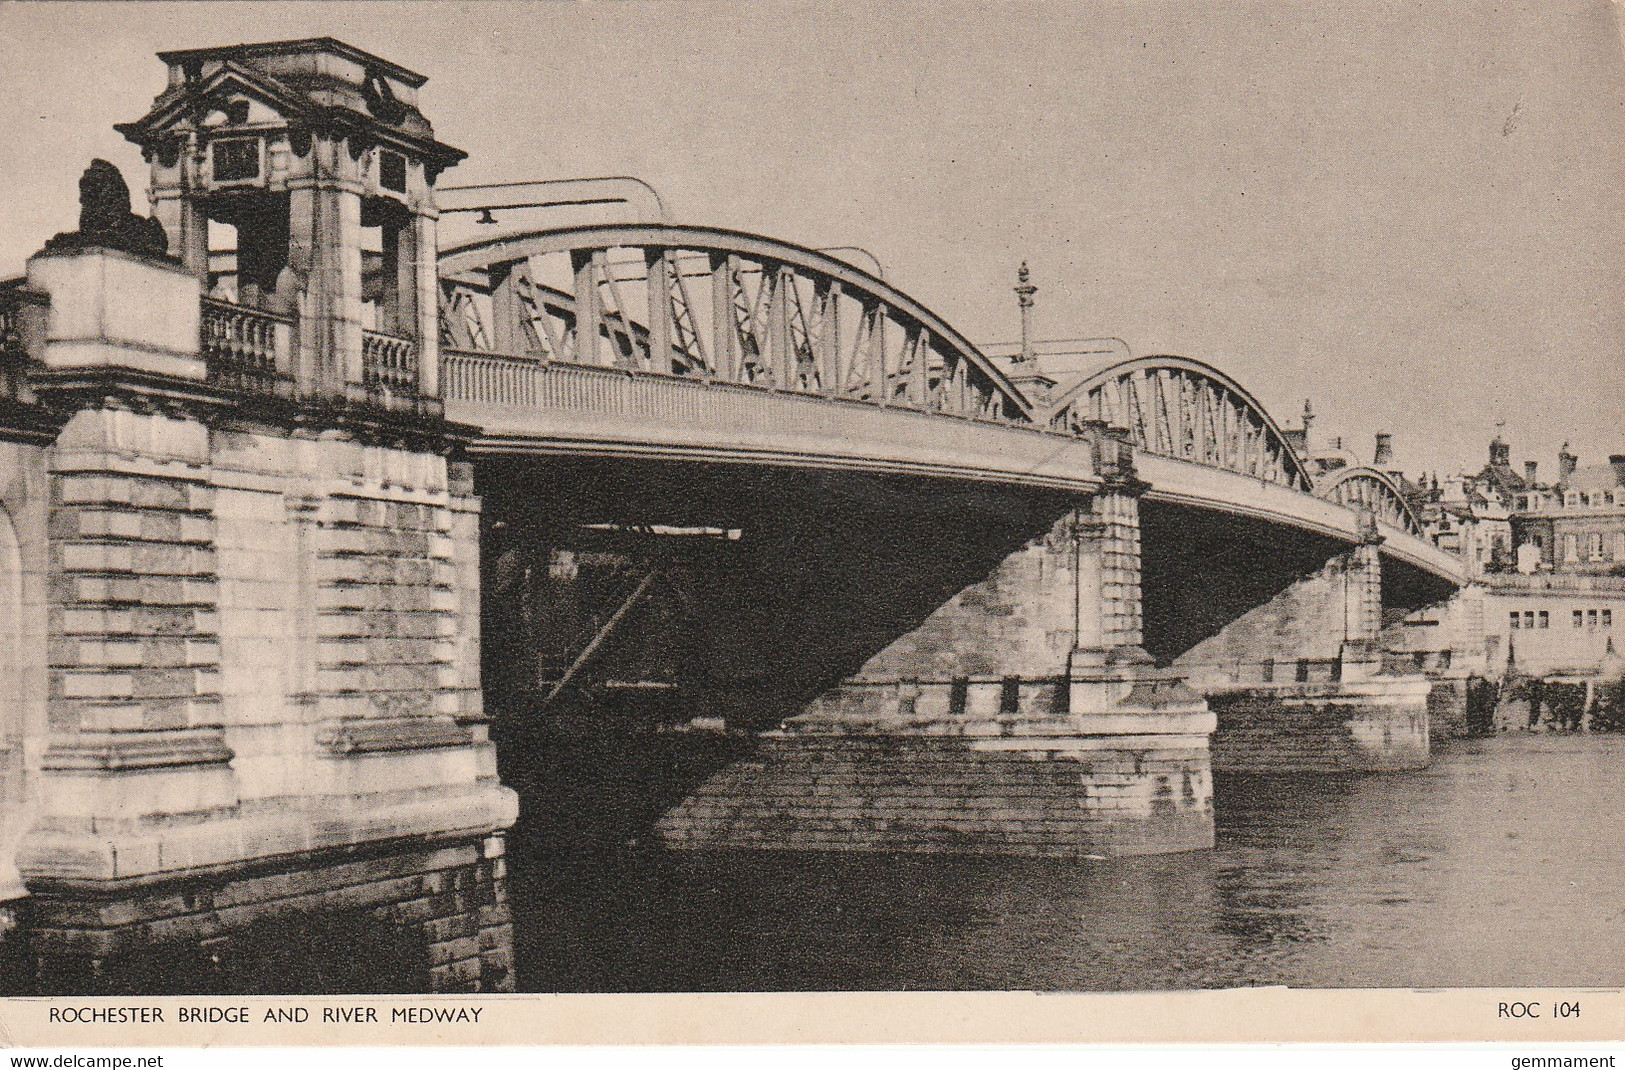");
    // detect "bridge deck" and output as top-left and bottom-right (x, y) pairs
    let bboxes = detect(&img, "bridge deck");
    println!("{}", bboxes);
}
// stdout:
(449, 365), (1461, 583)
(446, 352), (1102, 491)
(1137, 453), (1463, 581)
